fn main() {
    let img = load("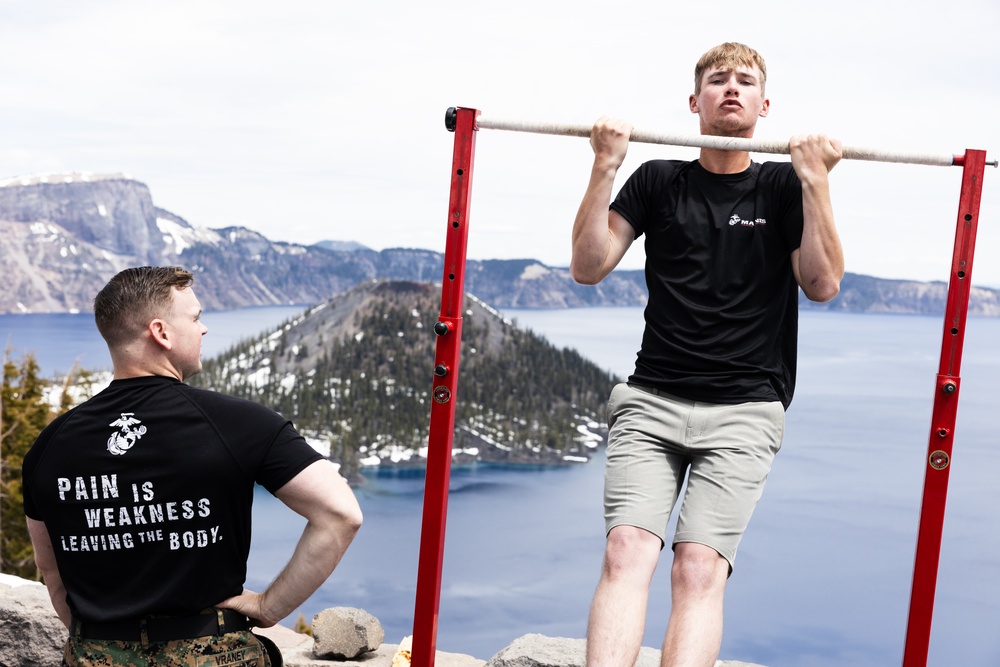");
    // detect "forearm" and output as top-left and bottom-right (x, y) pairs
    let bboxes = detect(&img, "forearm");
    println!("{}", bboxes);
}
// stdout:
(797, 176), (844, 302)
(43, 569), (72, 628)
(27, 518), (71, 627)
(570, 160), (622, 285)
(571, 116), (634, 284)
(220, 461), (363, 626)
(256, 515), (359, 625)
